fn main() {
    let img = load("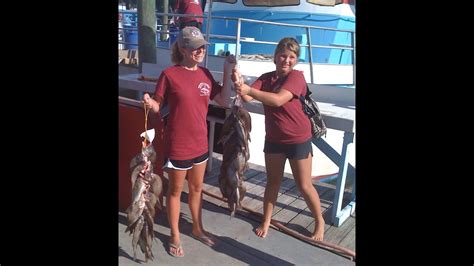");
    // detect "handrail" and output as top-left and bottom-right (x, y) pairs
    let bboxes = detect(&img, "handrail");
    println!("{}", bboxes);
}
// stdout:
(119, 10), (355, 85)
